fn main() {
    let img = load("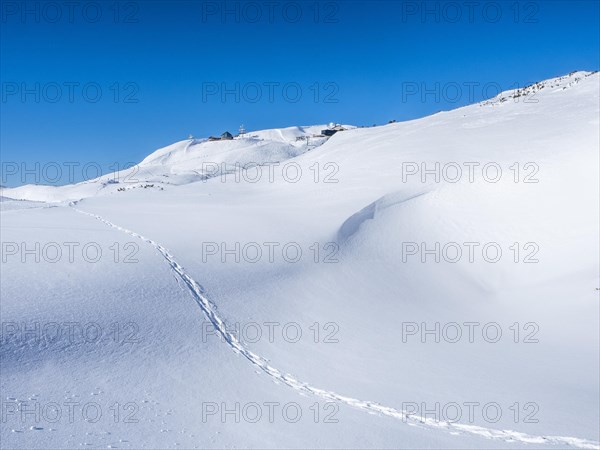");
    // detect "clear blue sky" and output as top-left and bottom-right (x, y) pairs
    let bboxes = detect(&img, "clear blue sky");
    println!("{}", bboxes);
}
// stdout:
(1, 0), (599, 186)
